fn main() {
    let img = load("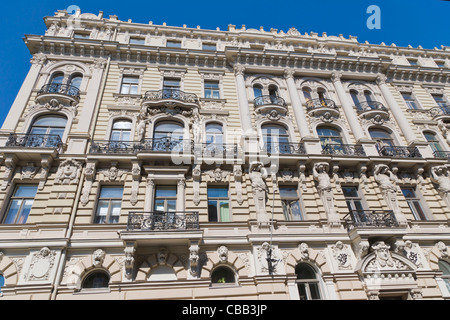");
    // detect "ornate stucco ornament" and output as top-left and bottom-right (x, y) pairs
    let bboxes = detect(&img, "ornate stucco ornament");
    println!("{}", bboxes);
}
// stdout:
(55, 159), (82, 185)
